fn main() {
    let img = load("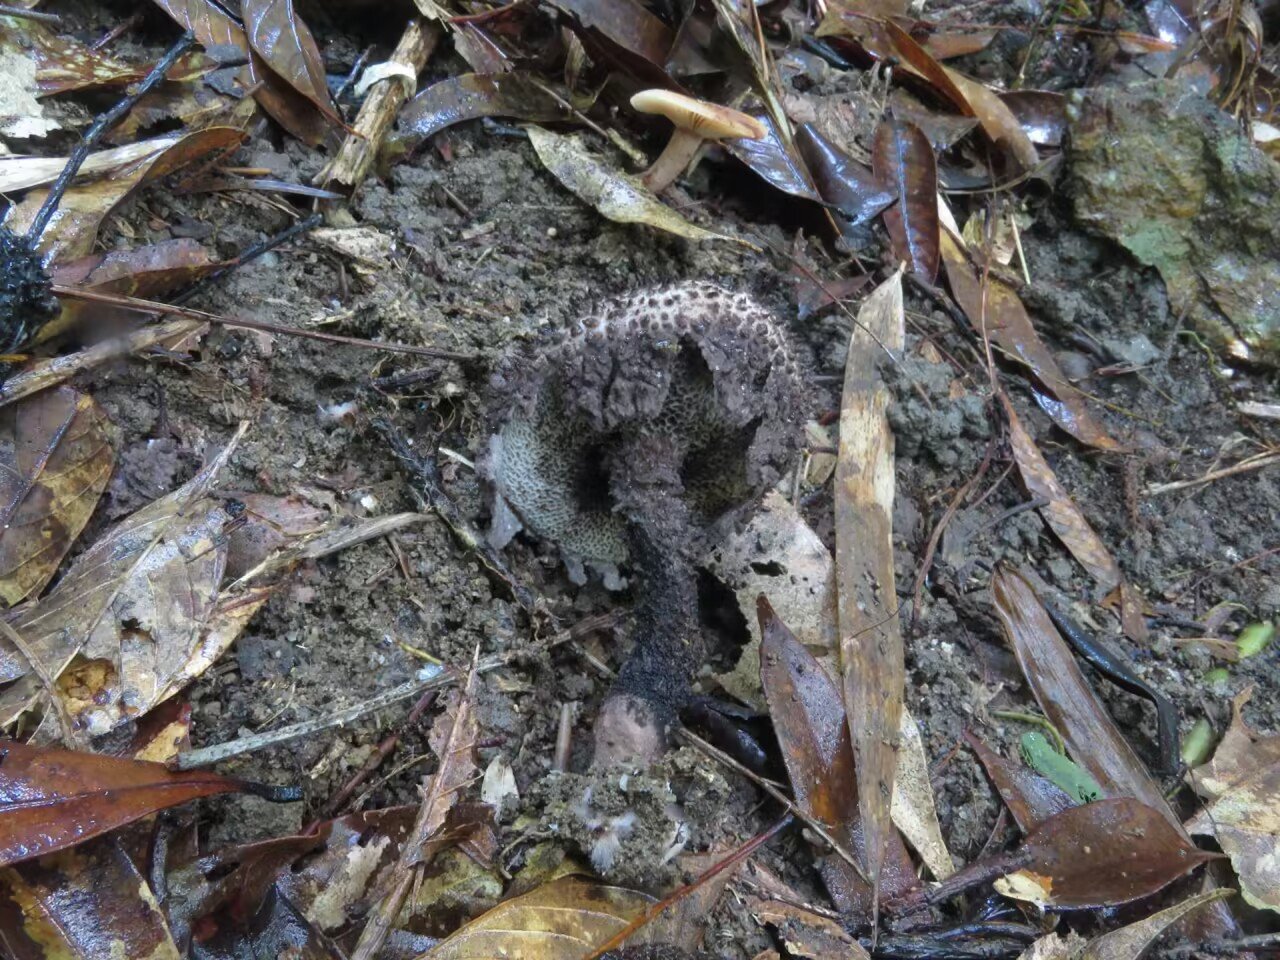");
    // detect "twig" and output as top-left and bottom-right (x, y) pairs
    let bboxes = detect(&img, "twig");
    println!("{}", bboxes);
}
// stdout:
(50, 286), (476, 361)
(27, 32), (194, 241)
(316, 19), (442, 192)
(1146, 451), (1280, 496)
(0, 317), (205, 407)
(171, 213), (324, 305)
(553, 702), (574, 772)
(676, 728), (869, 884)
(0, 3), (62, 23)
